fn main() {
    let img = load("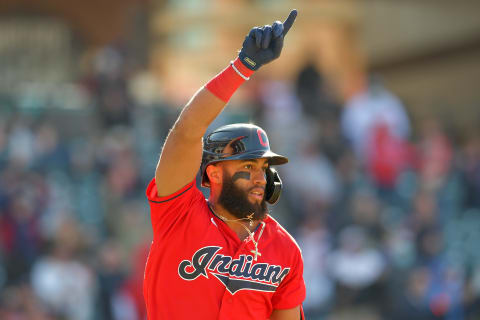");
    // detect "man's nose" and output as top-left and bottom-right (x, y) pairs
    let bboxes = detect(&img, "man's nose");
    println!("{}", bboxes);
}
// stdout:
(252, 169), (267, 186)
